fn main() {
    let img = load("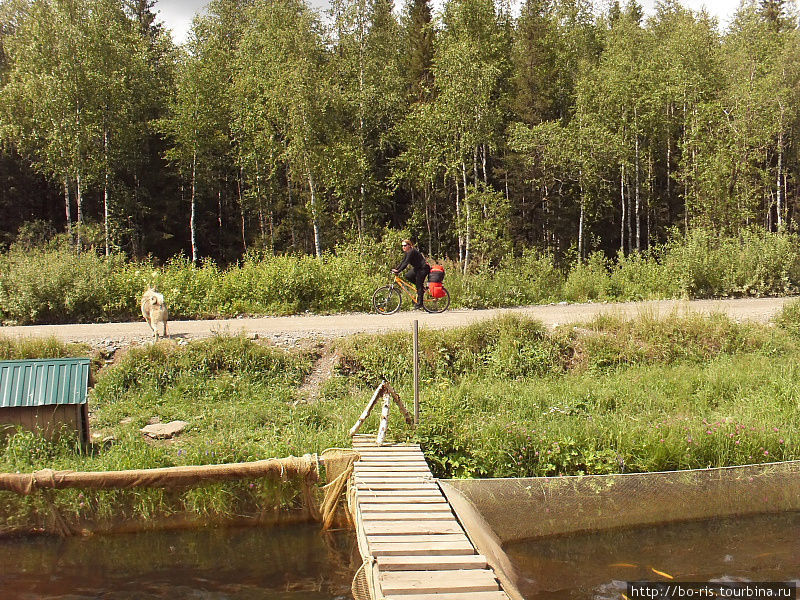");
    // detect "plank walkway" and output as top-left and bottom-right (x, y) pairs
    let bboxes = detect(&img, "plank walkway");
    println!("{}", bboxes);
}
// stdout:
(351, 434), (509, 600)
